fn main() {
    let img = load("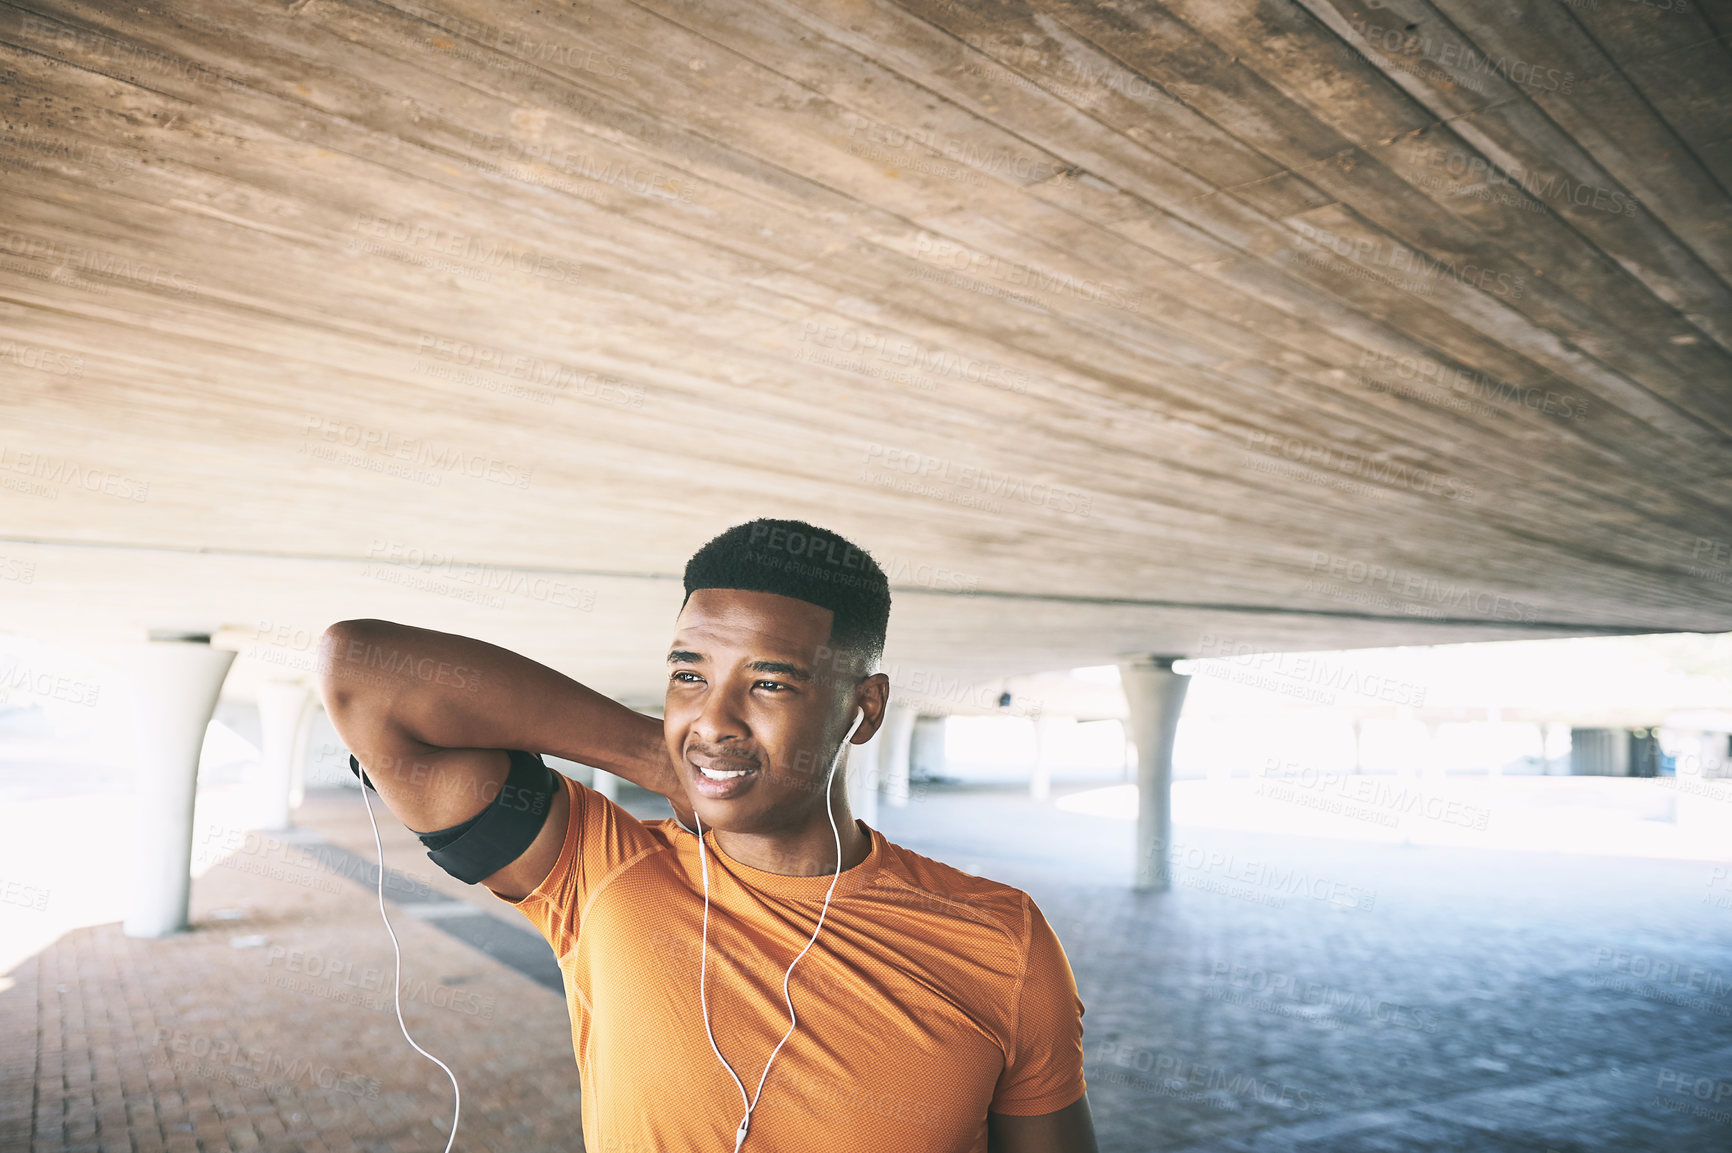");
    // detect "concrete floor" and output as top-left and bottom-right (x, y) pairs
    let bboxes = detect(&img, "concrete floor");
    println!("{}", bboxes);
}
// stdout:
(3, 776), (1730, 1152)
(874, 784), (1732, 1152)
